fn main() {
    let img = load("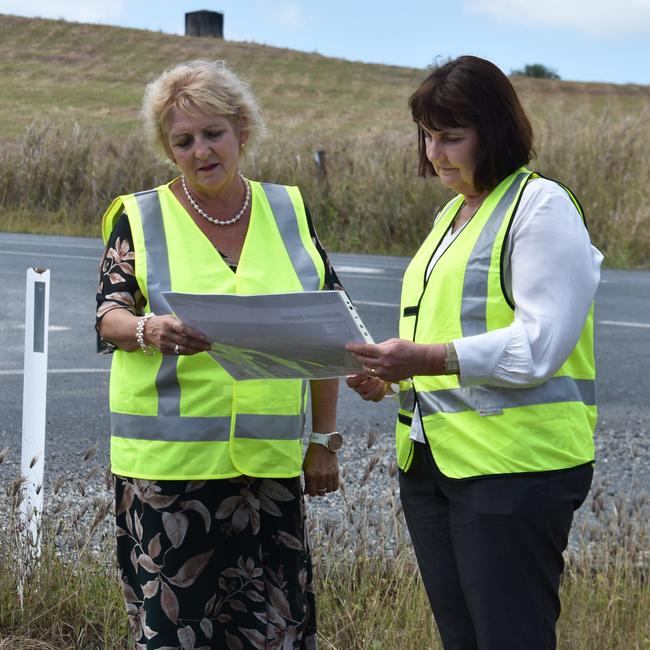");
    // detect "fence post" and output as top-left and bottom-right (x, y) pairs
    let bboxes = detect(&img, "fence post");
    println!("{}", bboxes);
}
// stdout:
(313, 149), (328, 181)
(20, 267), (50, 558)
